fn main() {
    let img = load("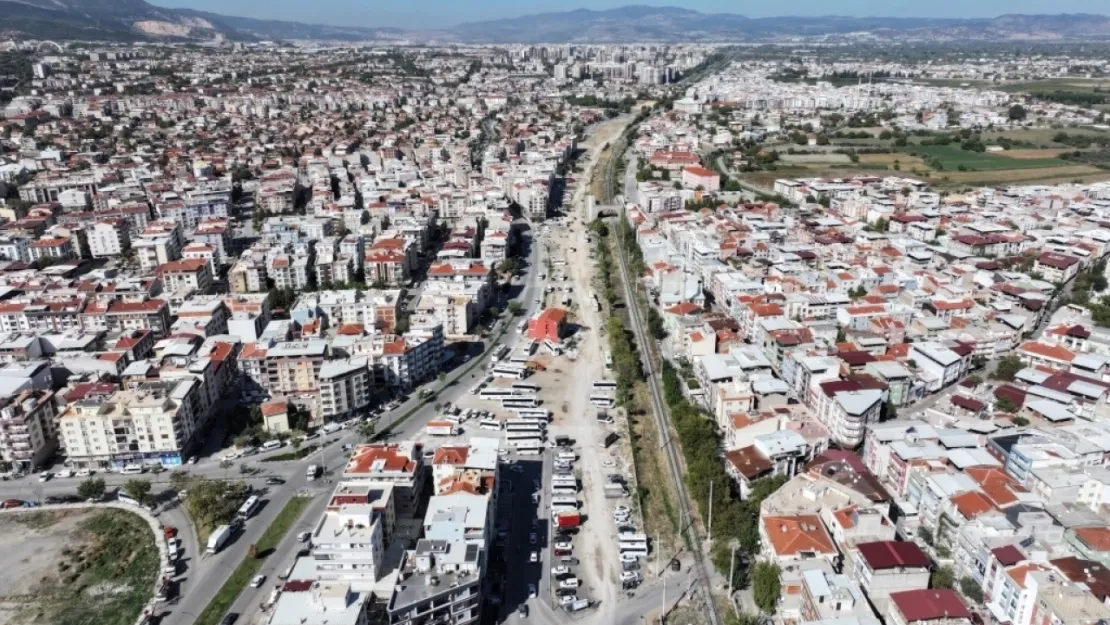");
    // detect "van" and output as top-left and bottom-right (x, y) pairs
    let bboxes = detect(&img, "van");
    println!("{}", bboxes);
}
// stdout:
(306, 465), (319, 481)
(261, 440), (283, 452)
(121, 464), (144, 475)
(556, 452), (576, 462)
